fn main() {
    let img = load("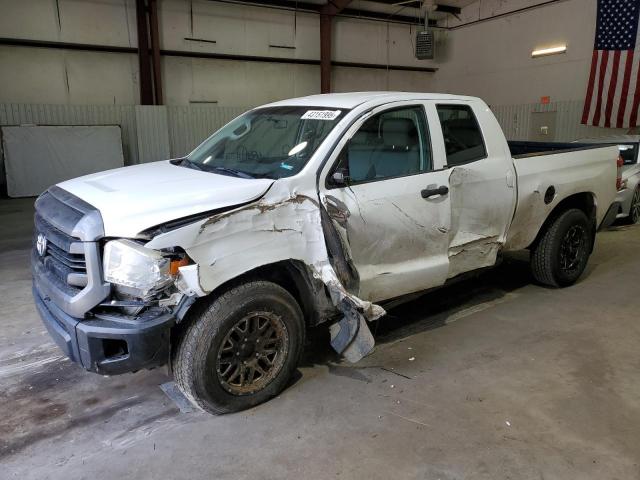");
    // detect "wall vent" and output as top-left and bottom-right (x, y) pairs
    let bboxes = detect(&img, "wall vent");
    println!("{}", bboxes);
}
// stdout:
(415, 30), (434, 60)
